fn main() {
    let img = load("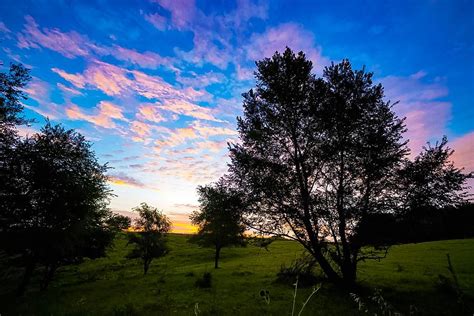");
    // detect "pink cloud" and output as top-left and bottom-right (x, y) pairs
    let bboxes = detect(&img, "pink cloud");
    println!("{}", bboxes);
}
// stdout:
(153, 0), (267, 70)
(190, 121), (237, 138)
(18, 16), (173, 70)
(53, 61), (219, 121)
(108, 172), (154, 190)
(144, 13), (167, 31)
(154, 155), (228, 183)
(23, 77), (49, 102)
(232, 0), (268, 27)
(245, 23), (330, 72)
(130, 120), (153, 142)
(381, 73), (451, 155)
(451, 132), (474, 172)
(0, 22), (11, 34)
(57, 83), (83, 96)
(153, 121), (237, 153)
(154, 0), (196, 30)
(53, 61), (178, 97)
(159, 99), (218, 121)
(154, 126), (199, 152)
(21, 77), (66, 120)
(18, 16), (101, 58)
(65, 101), (127, 128)
(111, 45), (173, 69)
(51, 68), (87, 88)
(194, 139), (229, 153)
(137, 104), (167, 123)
